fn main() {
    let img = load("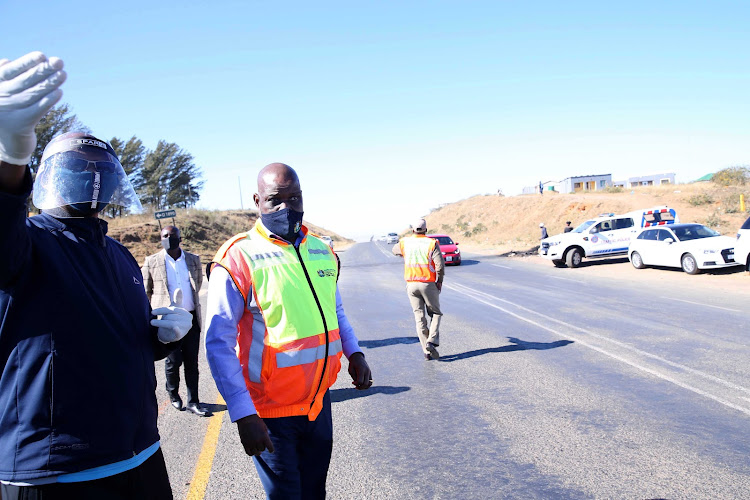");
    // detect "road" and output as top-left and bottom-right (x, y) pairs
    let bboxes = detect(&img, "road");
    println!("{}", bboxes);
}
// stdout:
(157, 241), (750, 499)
